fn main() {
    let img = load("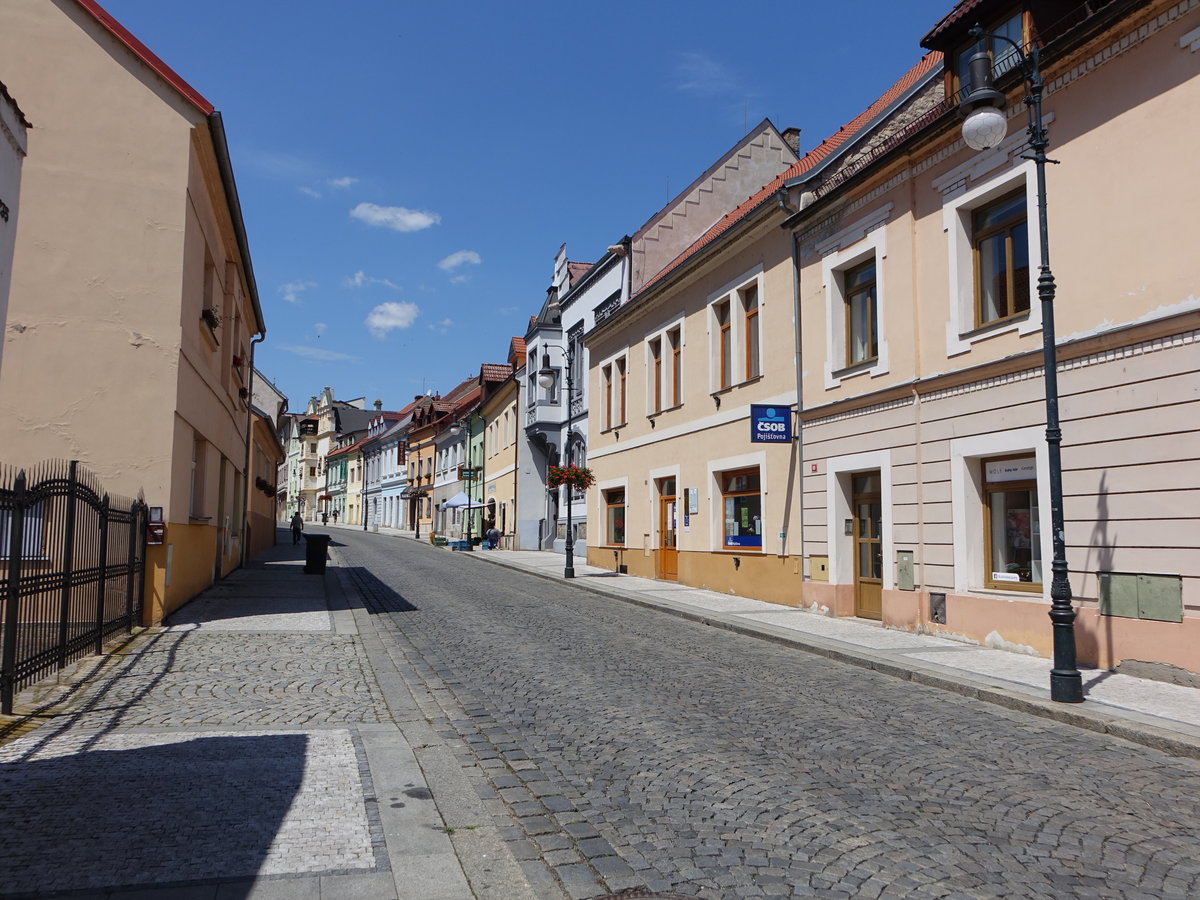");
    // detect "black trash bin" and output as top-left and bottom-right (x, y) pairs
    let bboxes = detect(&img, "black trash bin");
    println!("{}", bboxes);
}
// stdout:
(302, 533), (332, 575)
